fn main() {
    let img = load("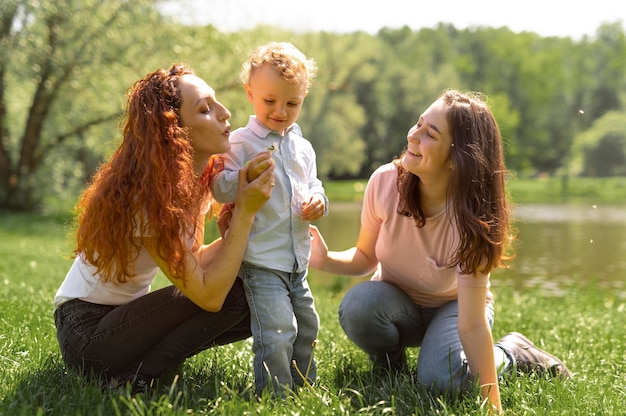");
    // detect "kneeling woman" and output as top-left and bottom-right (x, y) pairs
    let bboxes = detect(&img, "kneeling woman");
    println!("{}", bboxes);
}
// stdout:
(54, 64), (274, 392)
(309, 90), (570, 413)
